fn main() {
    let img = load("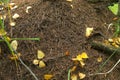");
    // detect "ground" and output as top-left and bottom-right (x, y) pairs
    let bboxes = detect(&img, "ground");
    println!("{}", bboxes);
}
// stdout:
(0, 0), (120, 80)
